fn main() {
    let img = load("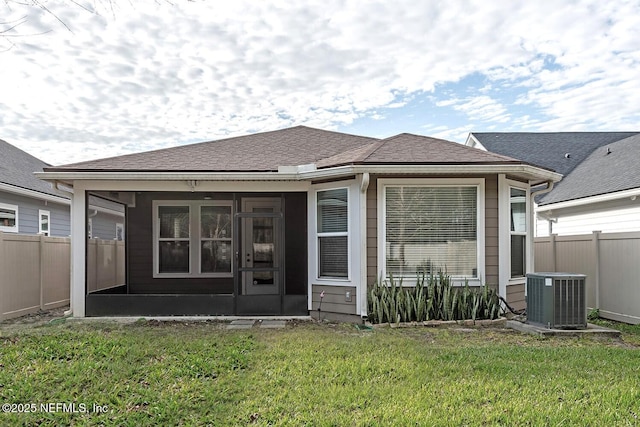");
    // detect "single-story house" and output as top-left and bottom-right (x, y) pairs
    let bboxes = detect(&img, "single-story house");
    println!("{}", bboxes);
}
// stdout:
(37, 126), (560, 319)
(466, 132), (640, 237)
(1, 139), (126, 240)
